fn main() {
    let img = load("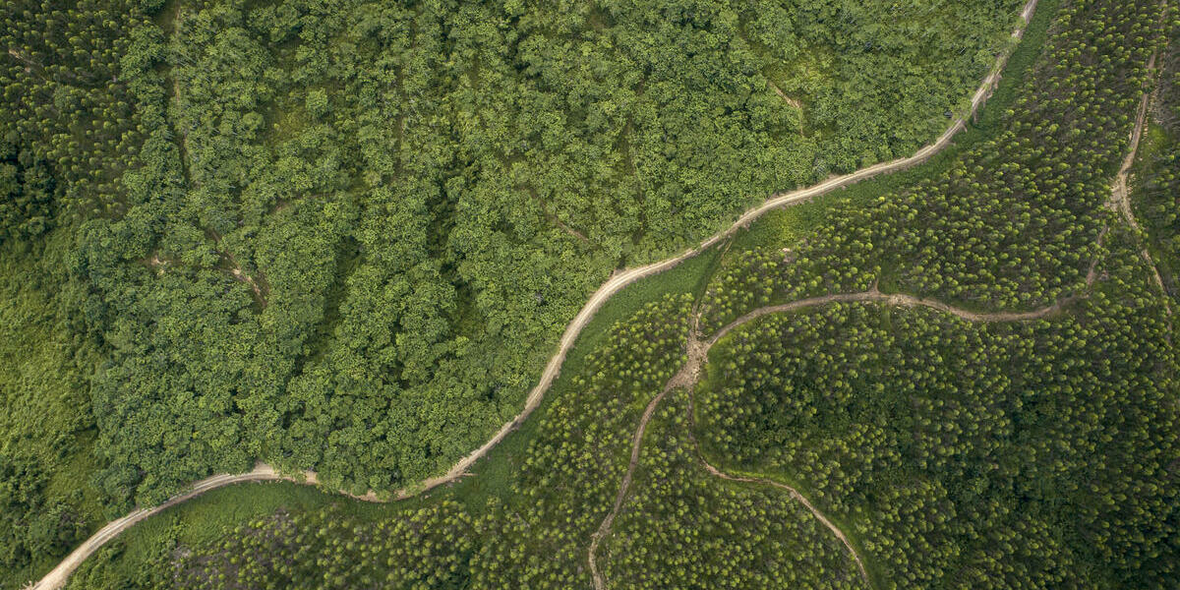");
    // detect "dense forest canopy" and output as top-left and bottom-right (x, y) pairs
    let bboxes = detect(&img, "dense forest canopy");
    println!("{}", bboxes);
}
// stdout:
(0, 1), (1027, 579)
(31, 0), (1180, 588)
(11, 0), (1180, 589)
(66, 294), (875, 590)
